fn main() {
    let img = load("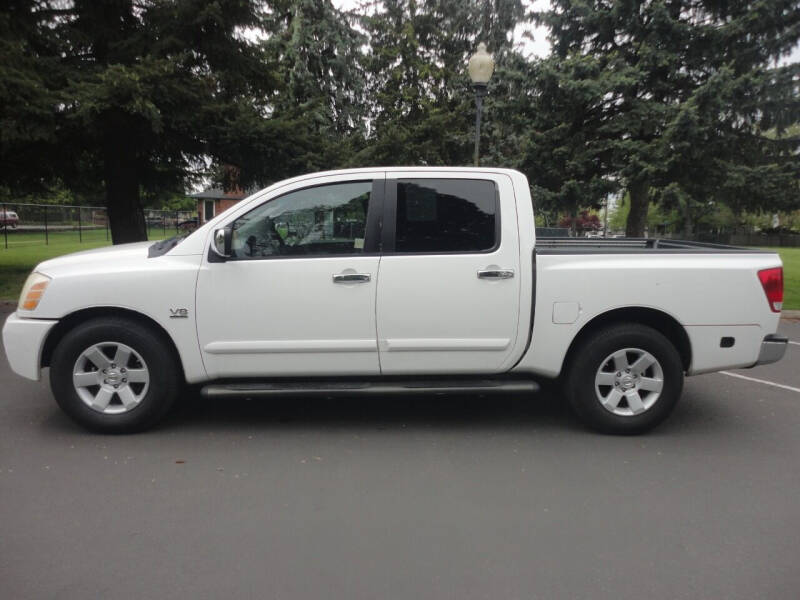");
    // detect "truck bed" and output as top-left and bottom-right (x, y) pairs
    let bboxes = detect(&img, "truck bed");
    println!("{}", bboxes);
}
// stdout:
(535, 237), (773, 254)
